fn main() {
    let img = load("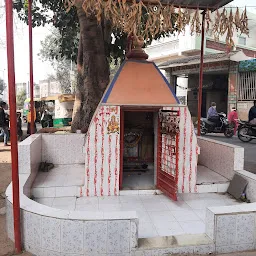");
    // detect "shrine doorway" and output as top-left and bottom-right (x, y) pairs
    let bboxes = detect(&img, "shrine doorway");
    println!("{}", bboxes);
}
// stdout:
(120, 109), (158, 190)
